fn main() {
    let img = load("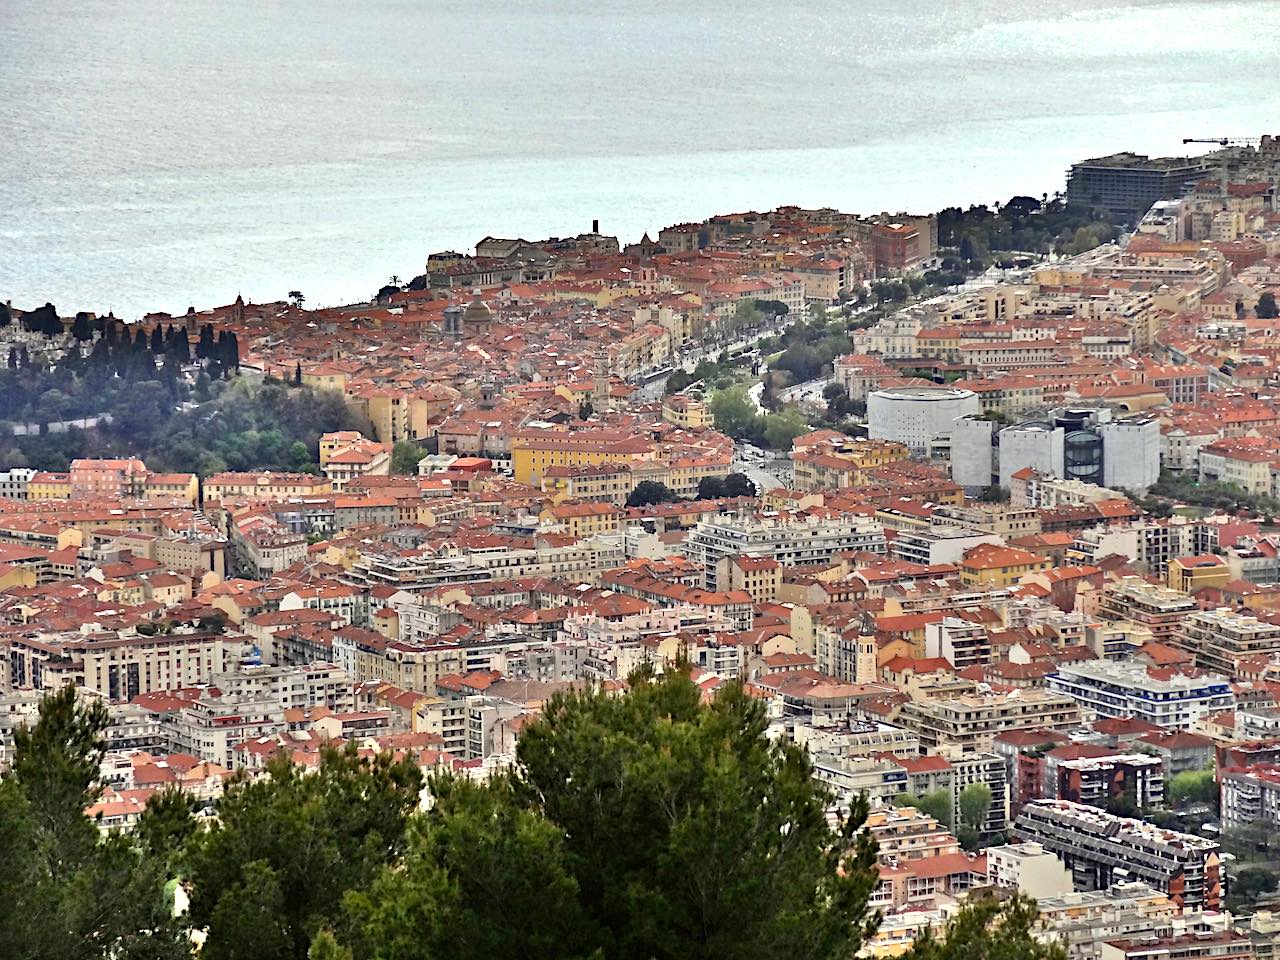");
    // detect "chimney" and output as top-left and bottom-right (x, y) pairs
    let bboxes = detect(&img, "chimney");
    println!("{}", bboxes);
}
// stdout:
(592, 219), (599, 234)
